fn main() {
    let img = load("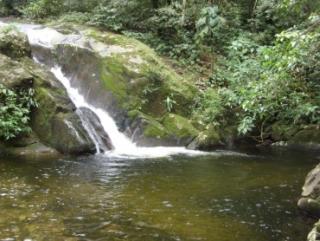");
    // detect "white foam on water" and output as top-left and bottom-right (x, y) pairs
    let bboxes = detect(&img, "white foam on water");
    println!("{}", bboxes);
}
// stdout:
(50, 67), (206, 158)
